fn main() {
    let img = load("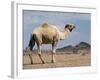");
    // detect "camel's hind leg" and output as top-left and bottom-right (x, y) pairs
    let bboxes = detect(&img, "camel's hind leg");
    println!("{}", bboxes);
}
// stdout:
(29, 53), (33, 64)
(28, 50), (34, 64)
(37, 45), (45, 64)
